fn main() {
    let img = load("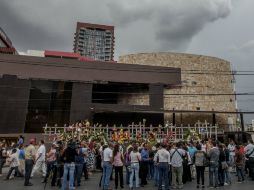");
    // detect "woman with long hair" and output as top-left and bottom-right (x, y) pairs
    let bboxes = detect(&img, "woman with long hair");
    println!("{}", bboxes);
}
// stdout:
(124, 146), (133, 186)
(113, 143), (124, 189)
(129, 144), (141, 189)
(193, 144), (206, 188)
(218, 144), (226, 186)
